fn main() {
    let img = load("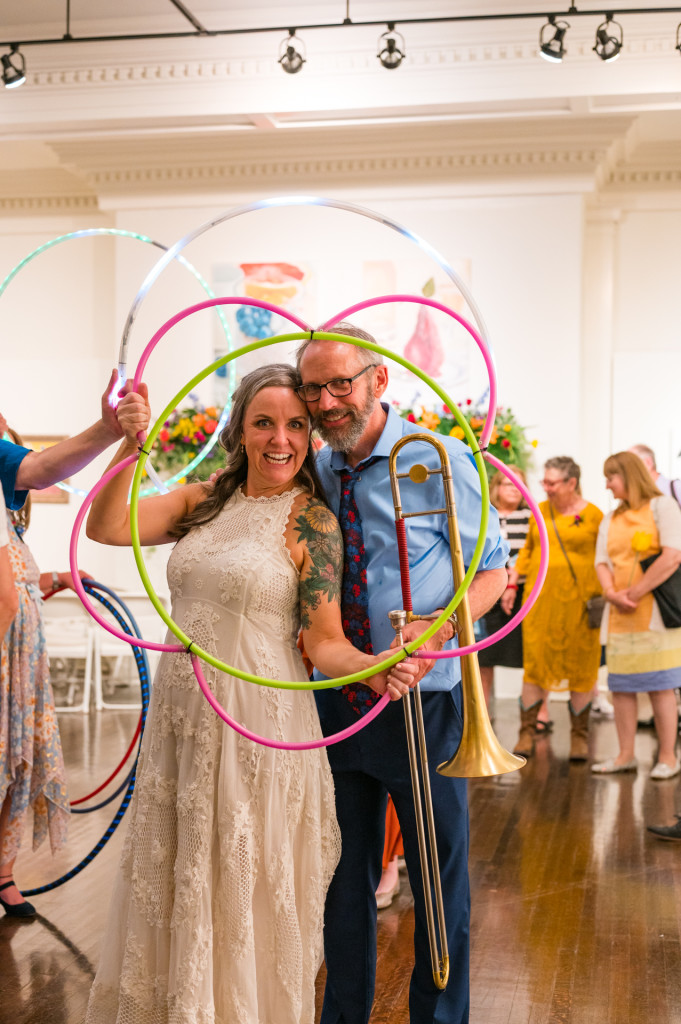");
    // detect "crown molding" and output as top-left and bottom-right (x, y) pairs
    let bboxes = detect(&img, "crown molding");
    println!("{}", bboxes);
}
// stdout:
(0, 195), (99, 214)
